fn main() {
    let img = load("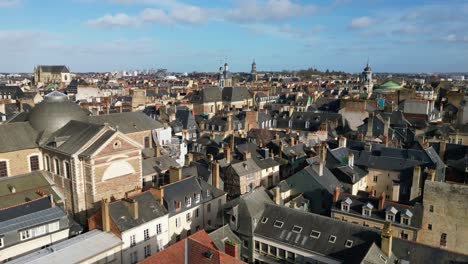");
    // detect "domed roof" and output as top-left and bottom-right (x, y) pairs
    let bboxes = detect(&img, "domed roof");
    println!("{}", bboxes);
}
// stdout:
(364, 65), (372, 71)
(28, 91), (87, 134)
